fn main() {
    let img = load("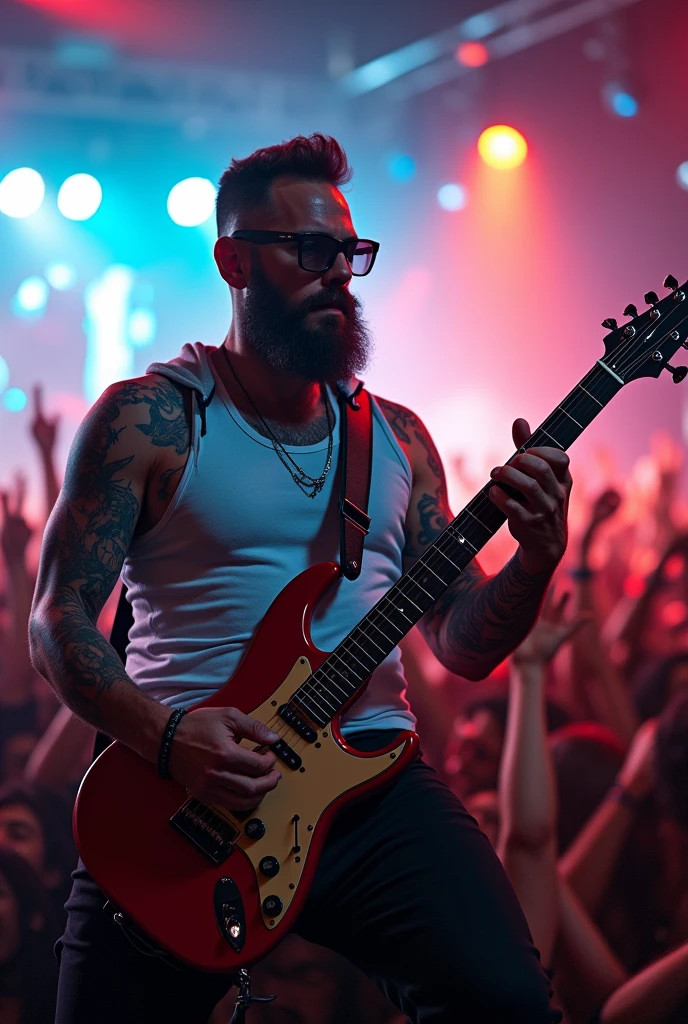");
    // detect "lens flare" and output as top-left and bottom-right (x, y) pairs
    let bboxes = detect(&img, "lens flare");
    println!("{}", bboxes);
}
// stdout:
(478, 126), (528, 170)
